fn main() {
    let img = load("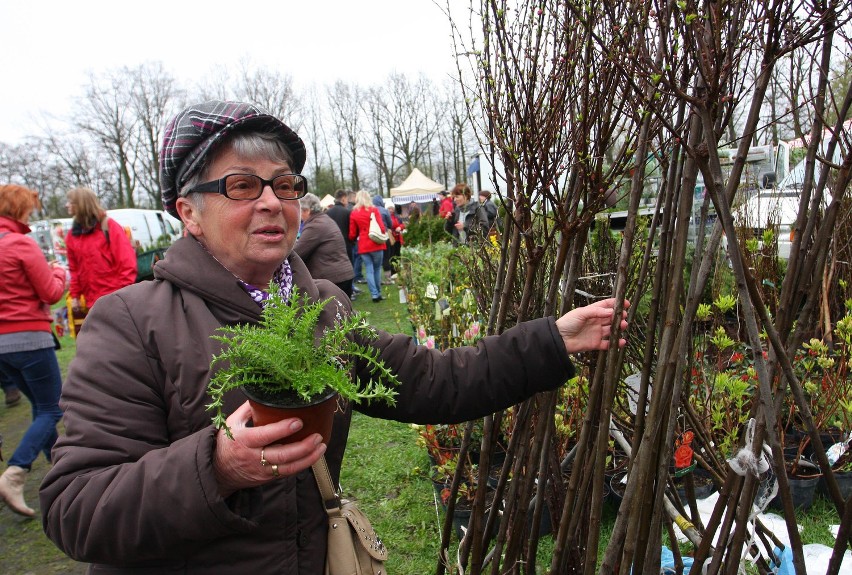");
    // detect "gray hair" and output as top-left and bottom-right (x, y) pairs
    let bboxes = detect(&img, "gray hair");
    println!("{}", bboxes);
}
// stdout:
(299, 192), (323, 214)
